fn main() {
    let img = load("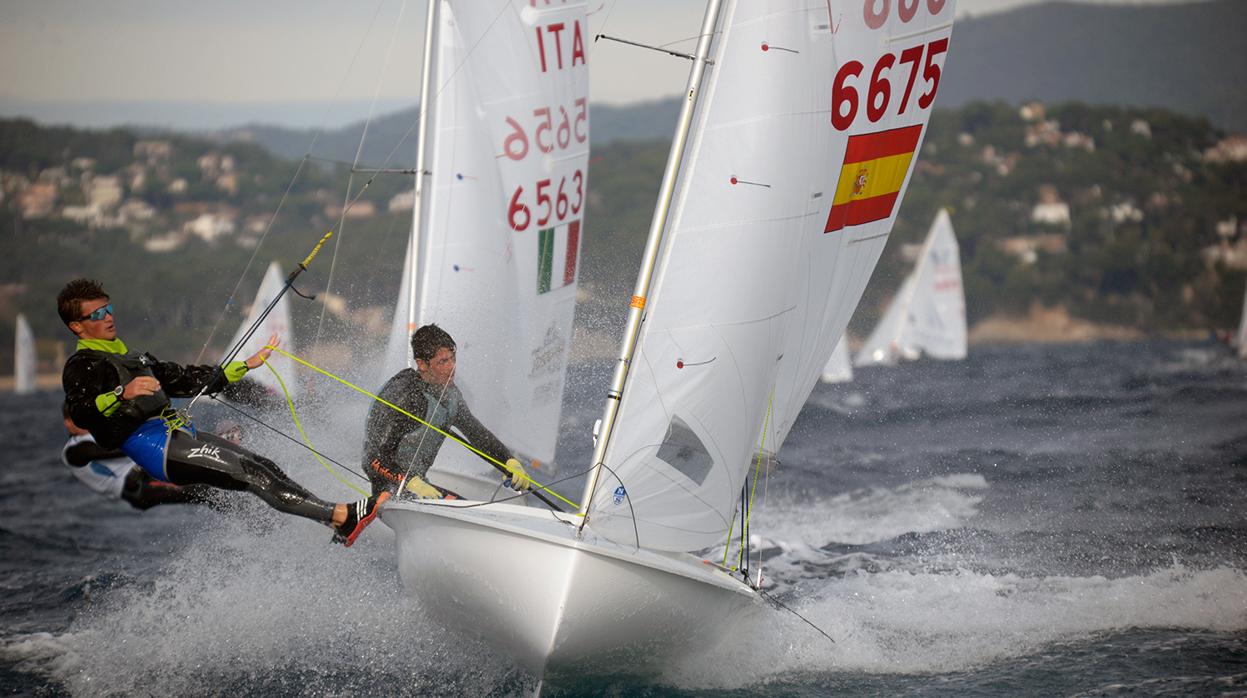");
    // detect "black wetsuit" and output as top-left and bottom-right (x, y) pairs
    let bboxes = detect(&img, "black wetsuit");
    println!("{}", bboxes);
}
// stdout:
(361, 368), (512, 495)
(62, 435), (219, 510)
(62, 339), (336, 523)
